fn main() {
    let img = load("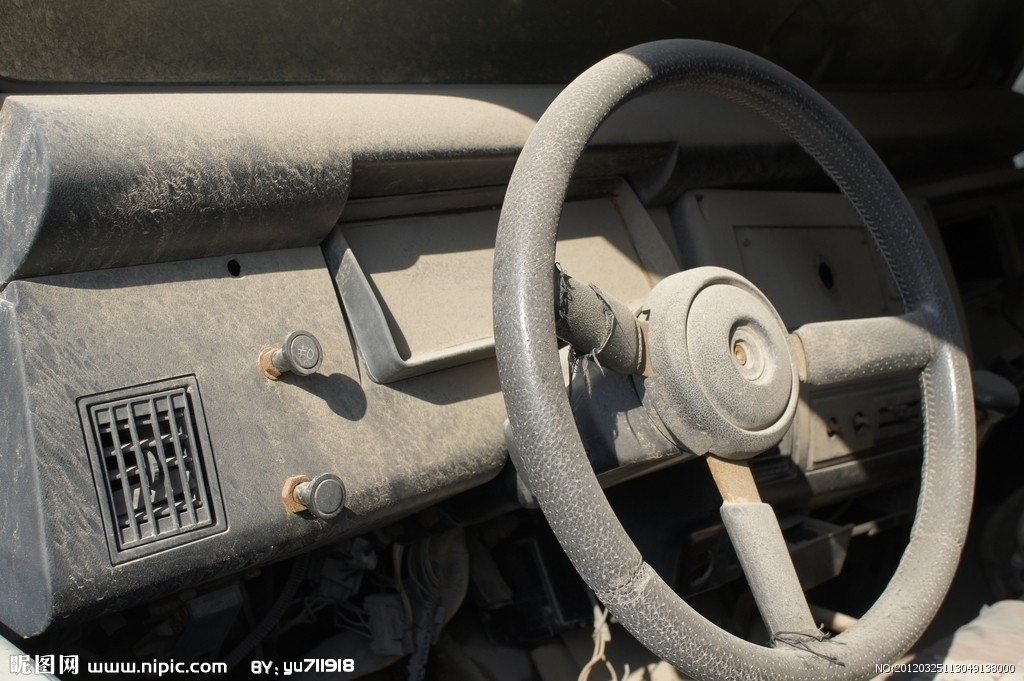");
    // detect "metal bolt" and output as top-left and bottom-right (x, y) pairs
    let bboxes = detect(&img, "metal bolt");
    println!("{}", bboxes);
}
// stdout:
(287, 474), (346, 520)
(260, 330), (323, 380)
(733, 341), (748, 366)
